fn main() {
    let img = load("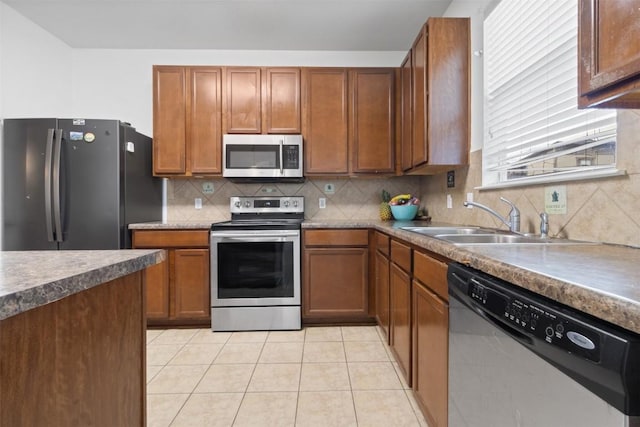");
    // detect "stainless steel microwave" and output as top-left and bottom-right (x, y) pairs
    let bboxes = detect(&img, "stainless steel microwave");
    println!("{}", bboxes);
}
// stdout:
(222, 134), (303, 180)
